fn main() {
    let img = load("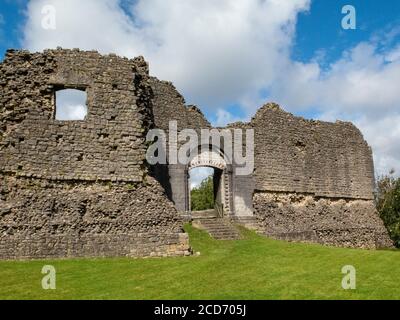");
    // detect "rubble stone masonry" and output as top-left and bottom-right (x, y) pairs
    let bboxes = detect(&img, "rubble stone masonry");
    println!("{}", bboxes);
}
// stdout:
(0, 49), (190, 259)
(250, 104), (392, 248)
